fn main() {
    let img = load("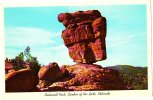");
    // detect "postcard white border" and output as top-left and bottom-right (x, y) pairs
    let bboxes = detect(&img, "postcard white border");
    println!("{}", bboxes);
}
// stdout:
(0, 0), (152, 99)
